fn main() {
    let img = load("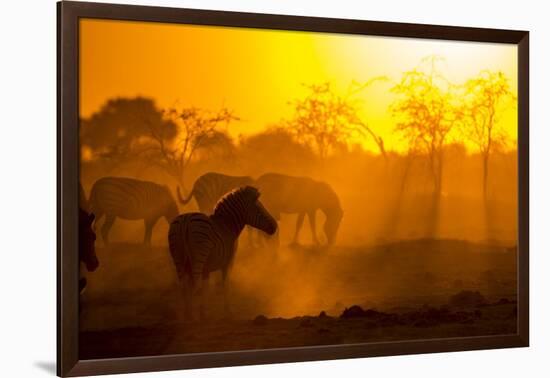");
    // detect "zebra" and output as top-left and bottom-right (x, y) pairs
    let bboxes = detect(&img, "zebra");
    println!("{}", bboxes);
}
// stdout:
(176, 172), (255, 213)
(255, 173), (343, 246)
(168, 186), (277, 320)
(79, 207), (98, 294)
(89, 176), (179, 245)
(177, 172), (258, 247)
